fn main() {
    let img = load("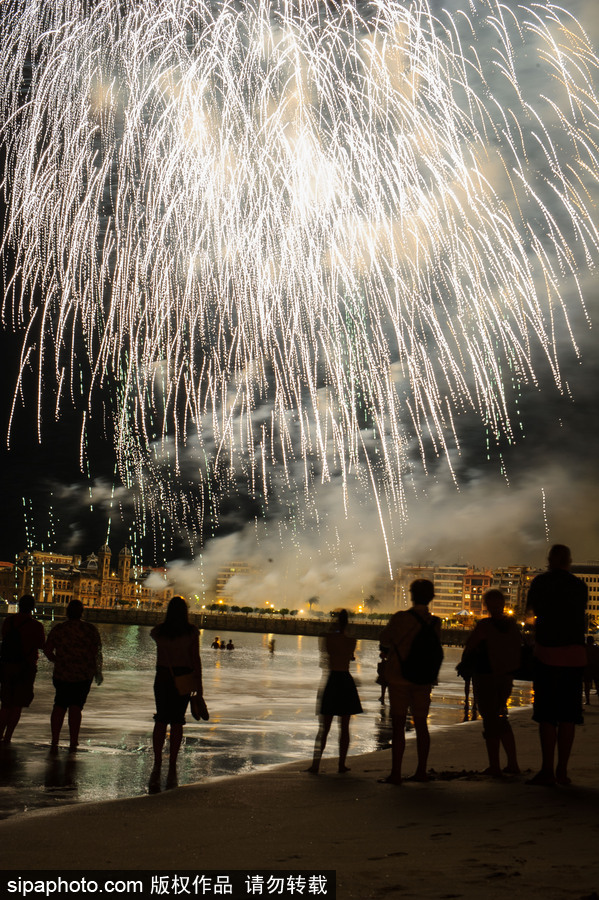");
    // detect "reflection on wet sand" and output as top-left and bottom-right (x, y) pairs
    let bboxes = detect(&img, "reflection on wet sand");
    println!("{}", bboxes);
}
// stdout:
(0, 625), (532, 819)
